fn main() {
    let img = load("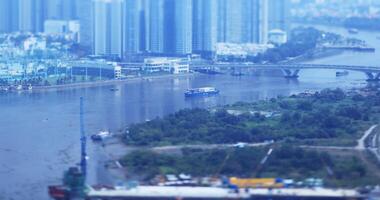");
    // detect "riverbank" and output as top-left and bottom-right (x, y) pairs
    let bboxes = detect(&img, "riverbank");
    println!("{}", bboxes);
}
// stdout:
(284, 48), (344, 64)
(4, 73), (197, 93)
